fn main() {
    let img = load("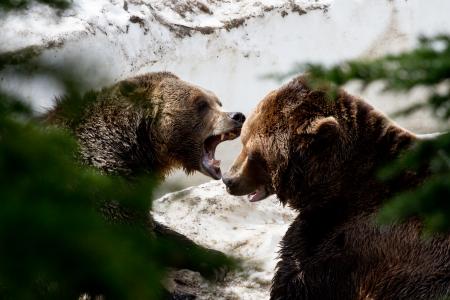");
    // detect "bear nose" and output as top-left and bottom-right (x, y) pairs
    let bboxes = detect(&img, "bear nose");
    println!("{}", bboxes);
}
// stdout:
(229, 112), (246, 125)
(222, 173), (234, 188)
